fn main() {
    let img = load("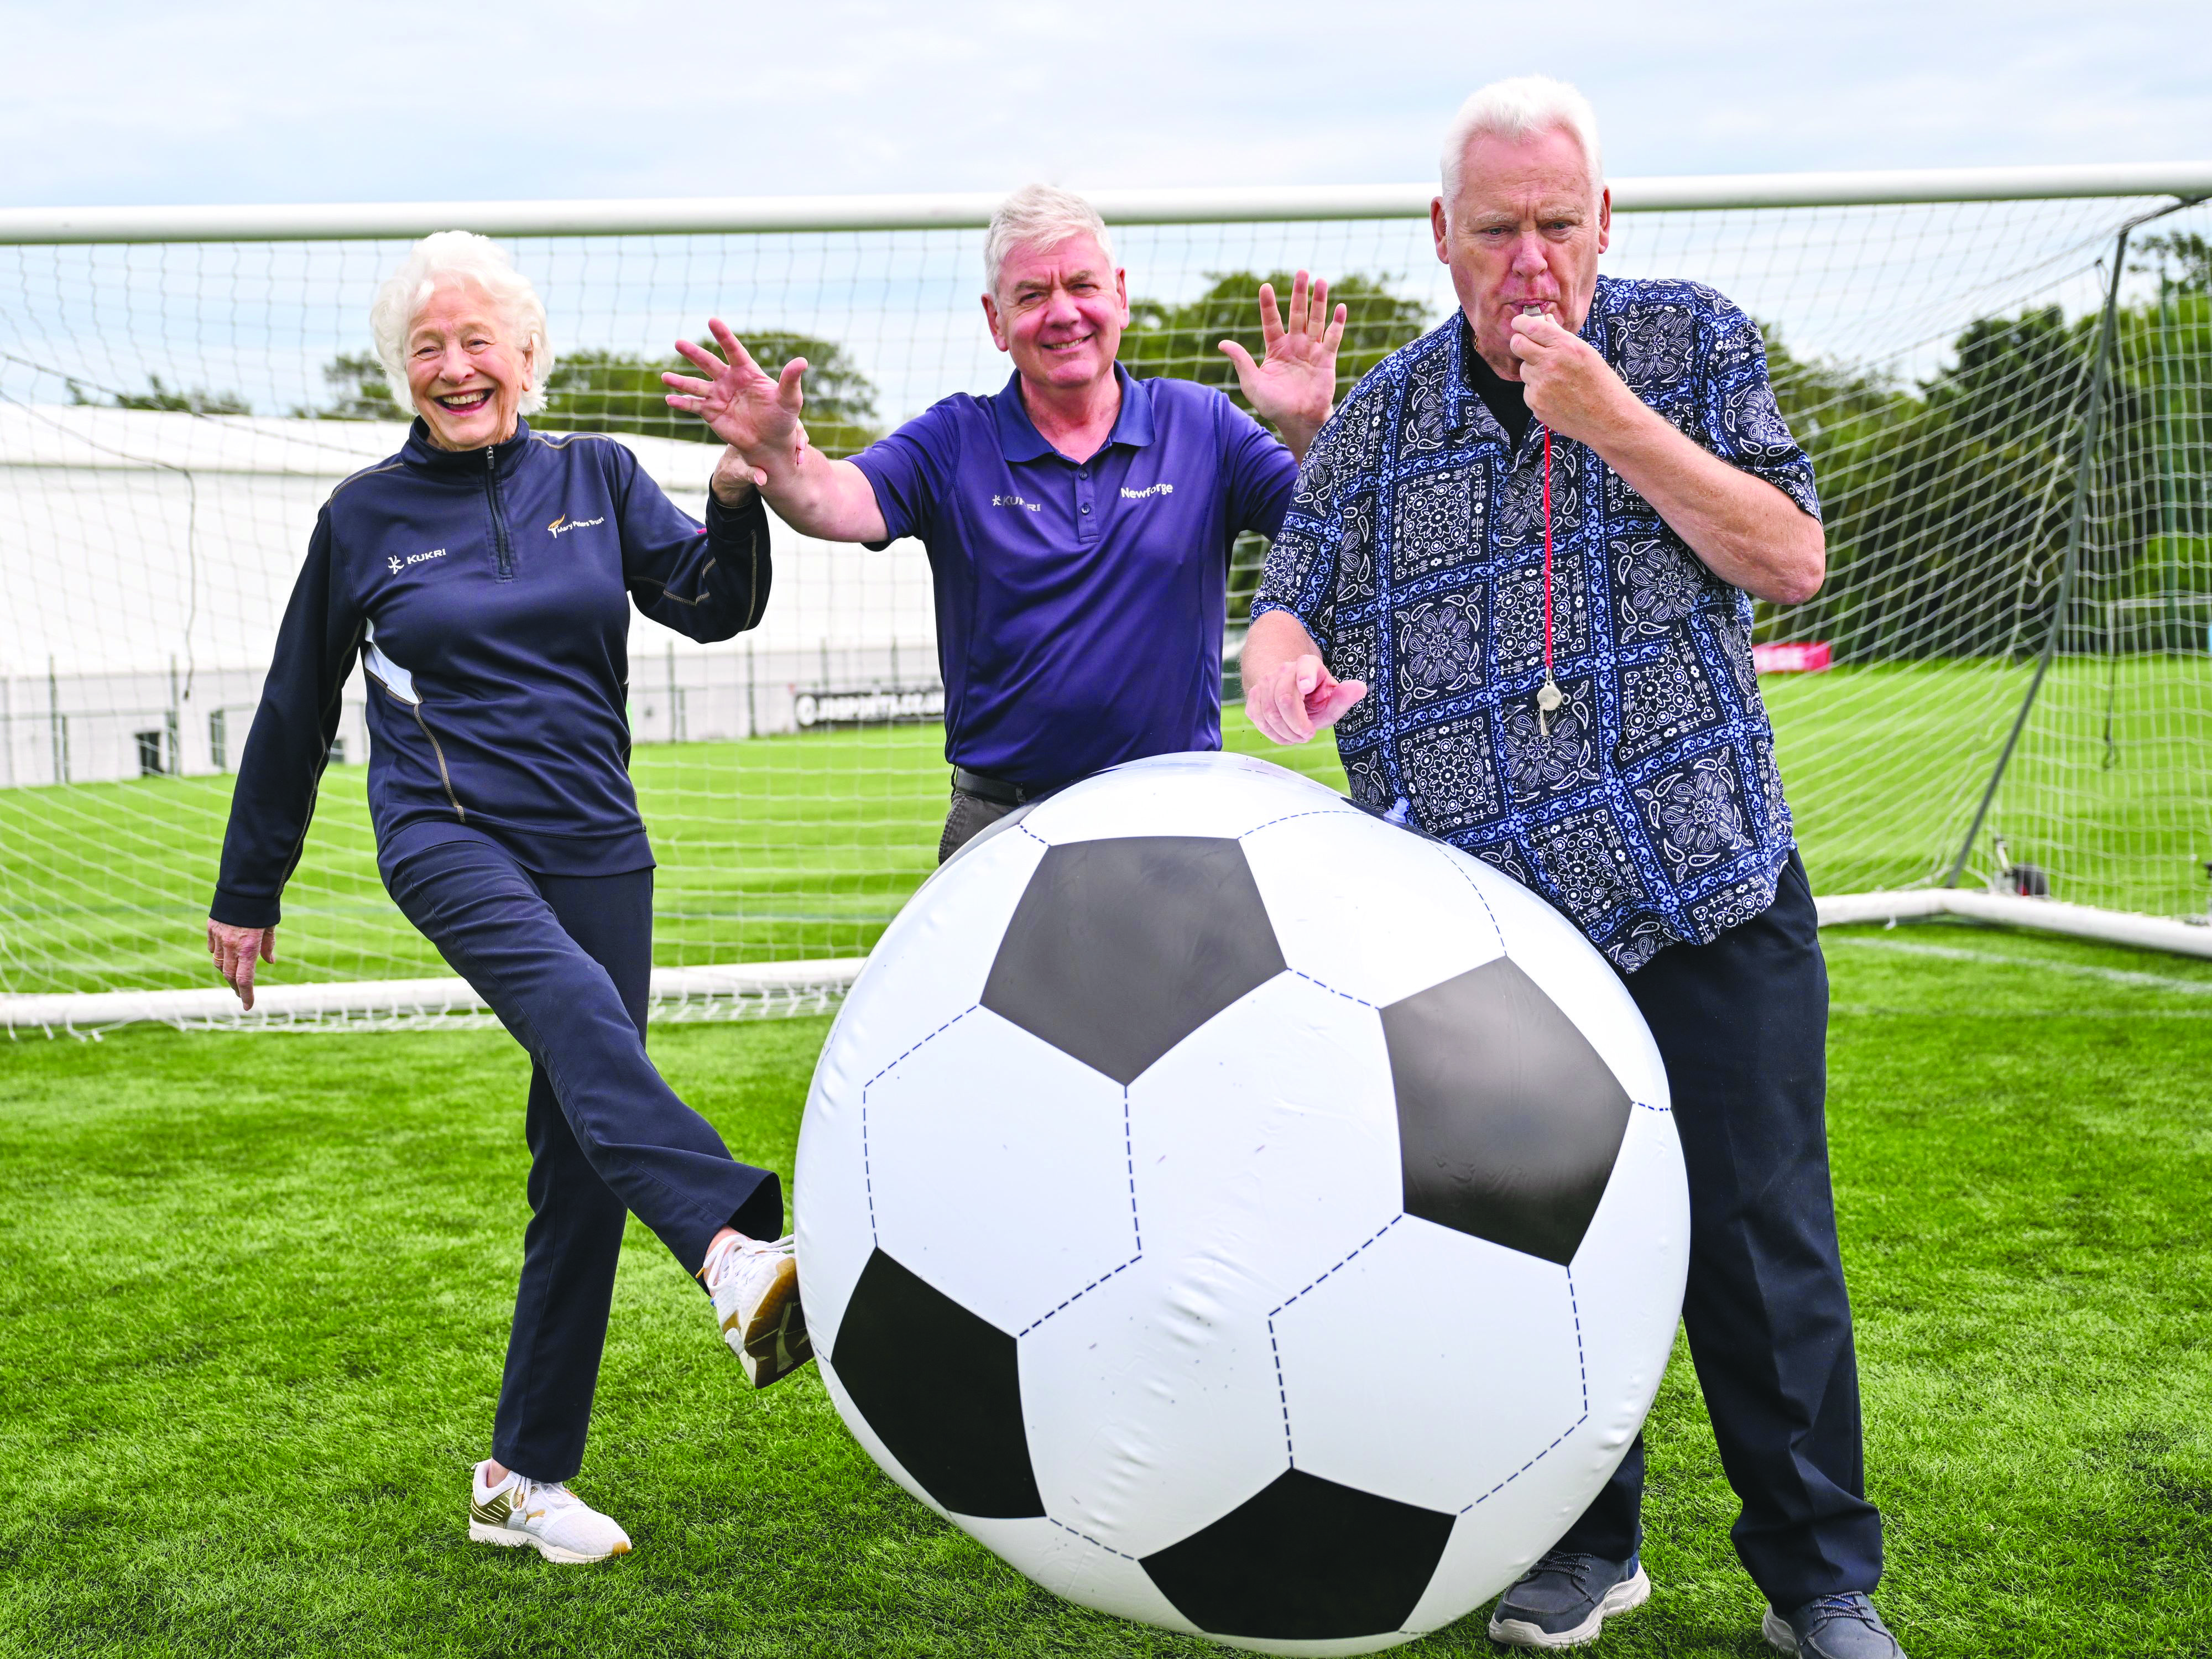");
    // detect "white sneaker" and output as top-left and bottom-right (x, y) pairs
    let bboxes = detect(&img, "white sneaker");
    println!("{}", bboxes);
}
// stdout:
(467, 1462), (632, 1563)
(703, 1232), (814, 1387)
